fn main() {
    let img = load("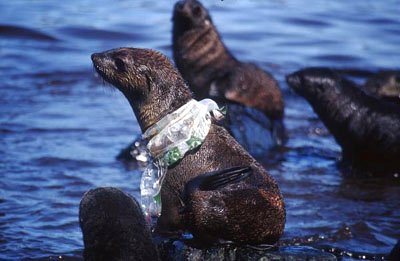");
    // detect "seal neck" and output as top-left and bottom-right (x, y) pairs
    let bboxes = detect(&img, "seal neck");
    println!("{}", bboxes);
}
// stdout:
(126, 89), (192, 134)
